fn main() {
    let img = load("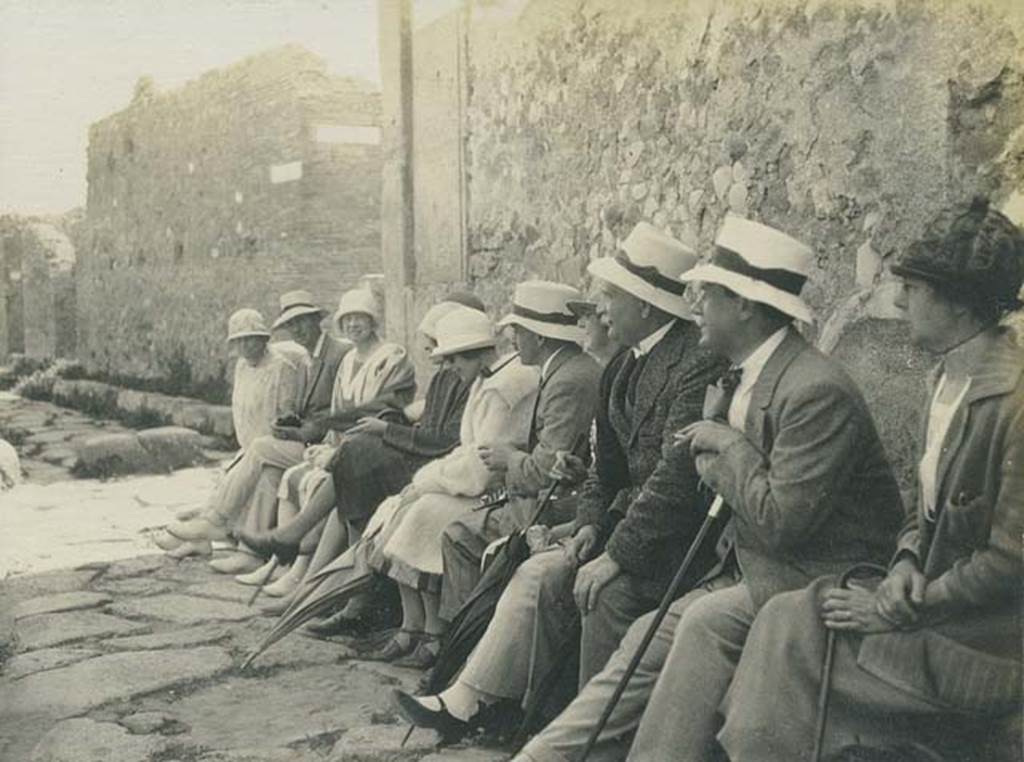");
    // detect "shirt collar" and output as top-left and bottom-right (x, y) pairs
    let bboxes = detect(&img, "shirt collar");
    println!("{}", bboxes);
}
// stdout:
(736, 326), (789, 386)
(633, 319), (676, 358)
(312, 332), (326, 359)
(540, 346), (567, 381)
